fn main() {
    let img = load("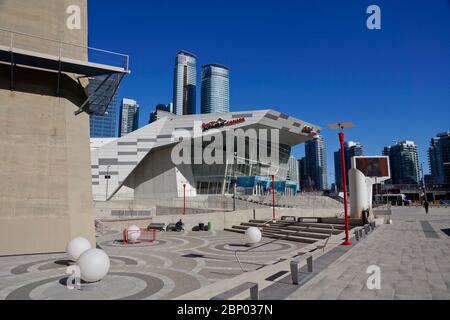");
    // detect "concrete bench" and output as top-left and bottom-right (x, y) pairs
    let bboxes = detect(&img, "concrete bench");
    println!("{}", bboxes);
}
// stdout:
(166, 223), (182, 232)
(281, 216), (296, 222)
(355, 221), (377, 241)
(364, 224), (370, 235)
(148, 223), (166, 231)
(297, 217), (321, 223)
(210, 282), (259, 300)
(354, 228), (364, 241)
(290, 253), (313, 285)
